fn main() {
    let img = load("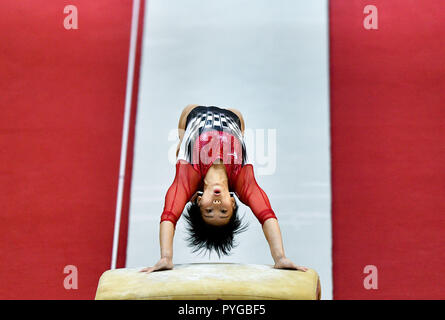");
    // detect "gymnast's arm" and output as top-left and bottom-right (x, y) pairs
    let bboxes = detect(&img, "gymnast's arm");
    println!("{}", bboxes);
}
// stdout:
(140, 221), (174, 273)
(235, 165), (307, 271)
(140, 160), (200, 273)
(262, 218), (307, 271)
